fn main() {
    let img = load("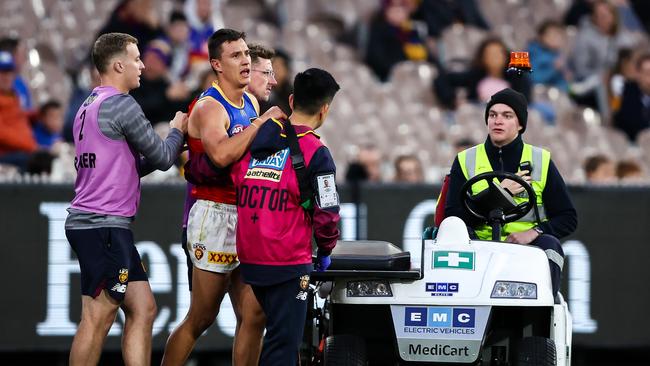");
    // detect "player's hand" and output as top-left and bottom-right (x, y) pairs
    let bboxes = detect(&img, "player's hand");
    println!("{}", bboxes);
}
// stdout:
(505, 229), (539, 245)
(500, 170), (531, 195)
(315, 255), (331, 272)
(258, 106), (287, 125)
(170, 111), (188, 134)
